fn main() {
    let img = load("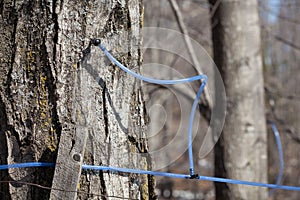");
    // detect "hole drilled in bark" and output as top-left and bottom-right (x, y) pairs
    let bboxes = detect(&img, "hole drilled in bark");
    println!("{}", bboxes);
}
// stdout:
(73, 153), (81, 162)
